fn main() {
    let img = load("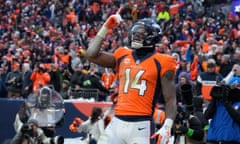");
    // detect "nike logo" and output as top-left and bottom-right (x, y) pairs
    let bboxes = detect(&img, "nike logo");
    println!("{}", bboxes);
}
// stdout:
(138, 127), (146, 130)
